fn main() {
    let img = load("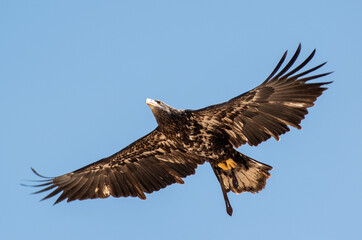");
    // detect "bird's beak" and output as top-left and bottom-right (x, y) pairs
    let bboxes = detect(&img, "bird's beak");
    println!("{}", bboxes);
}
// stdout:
(146, 98), (158, 107)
